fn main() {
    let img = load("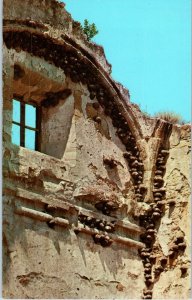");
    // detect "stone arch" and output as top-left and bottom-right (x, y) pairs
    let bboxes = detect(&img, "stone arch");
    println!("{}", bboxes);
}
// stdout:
(3, 24), (149, 197)
(3, 26), (144, 149)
